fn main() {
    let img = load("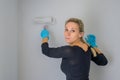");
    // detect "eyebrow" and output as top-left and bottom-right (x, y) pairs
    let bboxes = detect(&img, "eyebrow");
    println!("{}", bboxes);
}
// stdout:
(65, 27), (78, 30)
